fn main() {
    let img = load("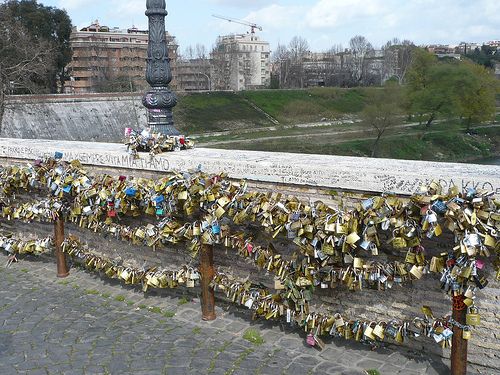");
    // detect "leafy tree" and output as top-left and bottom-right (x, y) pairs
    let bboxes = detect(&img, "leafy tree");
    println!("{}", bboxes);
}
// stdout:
(405, 49), (458, 127)
(362, 81), (403, 157)
(406, 48), (498, 130)
(1, 0), (72, 93)
(467, 45), (499, 69)
(453, 60), (498, 130)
